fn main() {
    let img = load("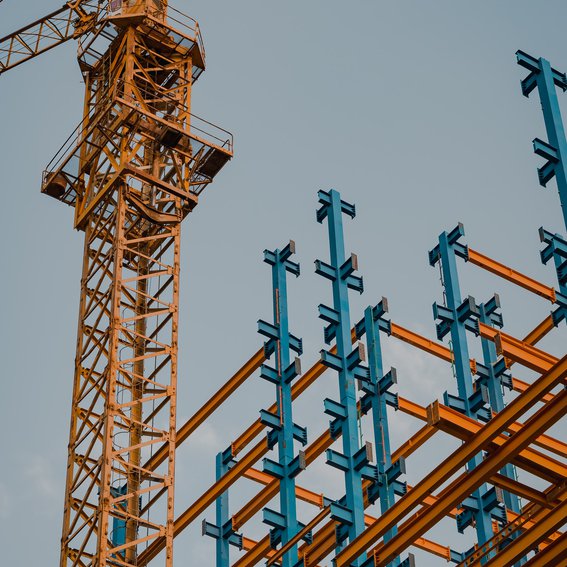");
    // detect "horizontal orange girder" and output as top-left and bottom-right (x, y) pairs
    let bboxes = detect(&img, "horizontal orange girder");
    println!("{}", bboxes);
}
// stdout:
(391, 319), (557, 399)
(479, 323), (558, 373)
(467, 248), (556, 302)
(242, 468), (325, 509)
(237, 535), (273, 565)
